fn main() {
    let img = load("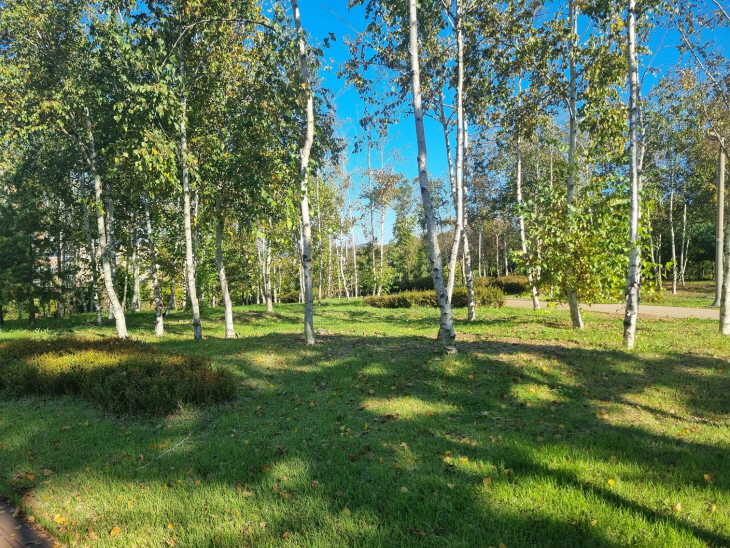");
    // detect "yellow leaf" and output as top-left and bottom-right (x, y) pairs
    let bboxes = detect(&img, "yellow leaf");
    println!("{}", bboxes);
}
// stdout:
(499, 543), (508, 548)
(168, 523), (174, 530)
(673, 502), (682, 512)
(591, 519), (598, 526)
(342, 507), (351, 516)
(400, 486), (408, 493)
(460, 457), (469, 463)
(43, 469), (53, 476)
(607, 479), (615, 486)
(704, 474), (714, 484)
(109, 526), (121, 537)
(483, 477), (492, 487)
(54, 515), (67, 524)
